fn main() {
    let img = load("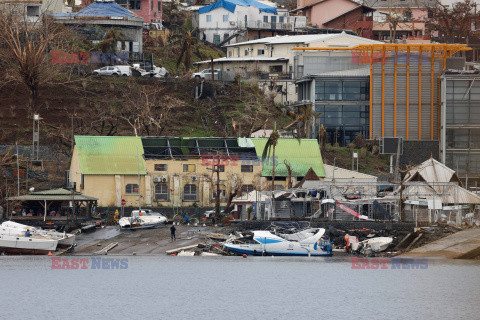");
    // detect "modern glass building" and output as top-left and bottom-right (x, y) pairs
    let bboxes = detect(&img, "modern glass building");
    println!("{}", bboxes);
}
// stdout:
(441, 71), (480, 181)
(296, 68), (370, 146)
